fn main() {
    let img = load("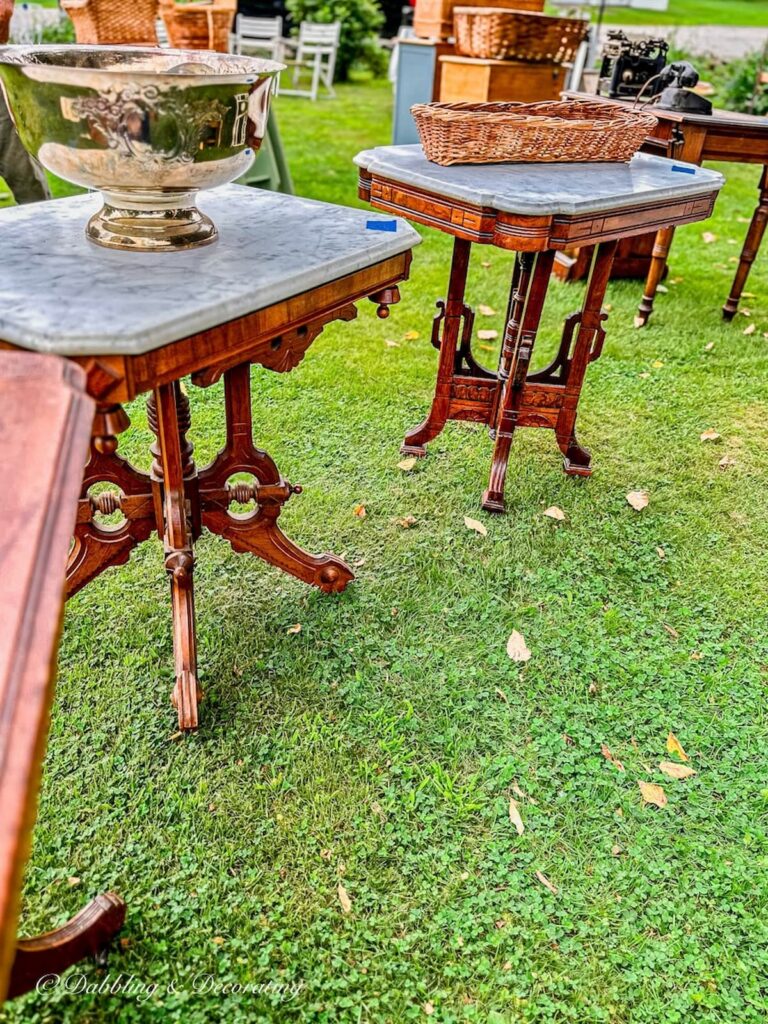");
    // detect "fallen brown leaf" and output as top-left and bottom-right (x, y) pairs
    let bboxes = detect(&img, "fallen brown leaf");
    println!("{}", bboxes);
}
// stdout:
(212, 936), (225, 945)
(495, 687), (509, 703)
(656, 546), (666, 559)
(652, 360), (664, 369)
(477, 328), (498, 341)
(512, 782), (537, 805)
(611, 845), (623, 857)
(384, 339), (400, 348)
(506, 630), (531, 663)
(337, 883), (353, 914)
(702, 231), (717, 244)
(67, 876), (81, 887)
(704, 341), (715, 351)
(718, 455), (735, 470)
(286, 623), (302, 635)
(397, 515), (417, 528)
(398, 457), (417, 472)
(743, 324), (756, 336)
(464, 515), (487, 536)
(659, 761), (696, 780)
(700, 428), (721, 442)
(423, 1002), (435, 1016)
(626, 490), (650, 511)
(508, 797), (525, 835)
(354, 504), (367, 518)
(663, 623), (679, 639)
(535, 870), (558, 895)
(542, 505), (566, 521)
(601, 743), (625, 771)
(403, 330), (420, 341)
(478, 303), (496, 316)
(638, 781), (668, 808)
